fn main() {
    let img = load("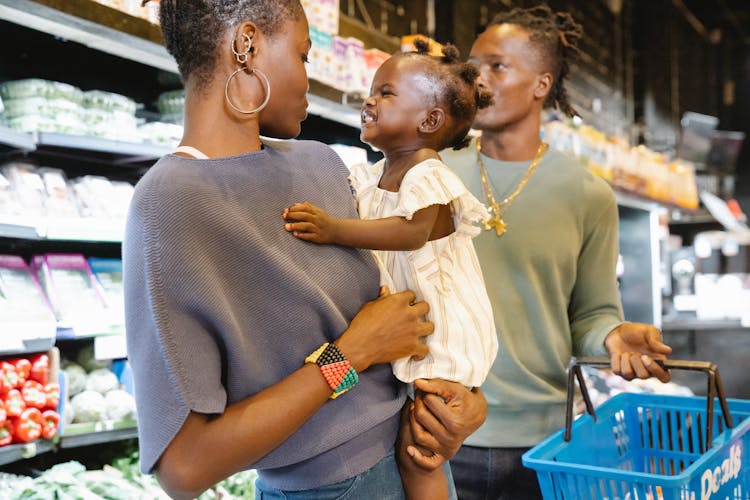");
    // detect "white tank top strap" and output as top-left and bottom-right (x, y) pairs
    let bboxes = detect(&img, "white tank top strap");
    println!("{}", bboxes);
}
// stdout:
(173, 145), (210, 159)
